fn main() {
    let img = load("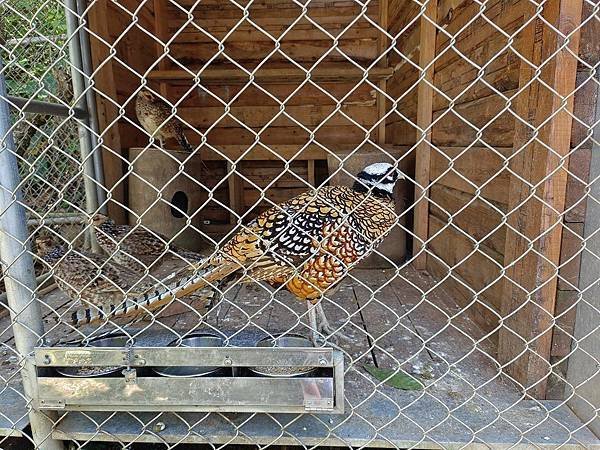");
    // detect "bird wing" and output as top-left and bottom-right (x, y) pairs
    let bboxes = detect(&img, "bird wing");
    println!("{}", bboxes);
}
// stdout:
(229, 186), (352, 283)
